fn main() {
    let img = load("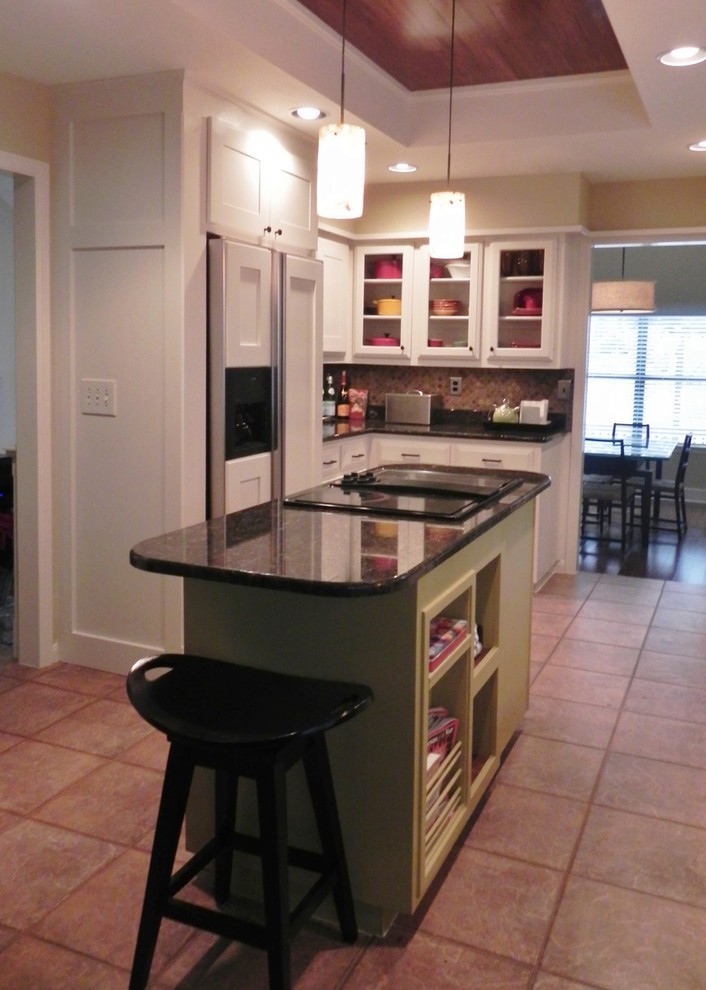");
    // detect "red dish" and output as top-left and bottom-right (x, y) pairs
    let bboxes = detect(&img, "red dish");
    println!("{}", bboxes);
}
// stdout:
(512, 307), (542, 316)
(427, 338), (444, 347)
(372, 259), (402, 279)
(365, 336), (400, 346)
